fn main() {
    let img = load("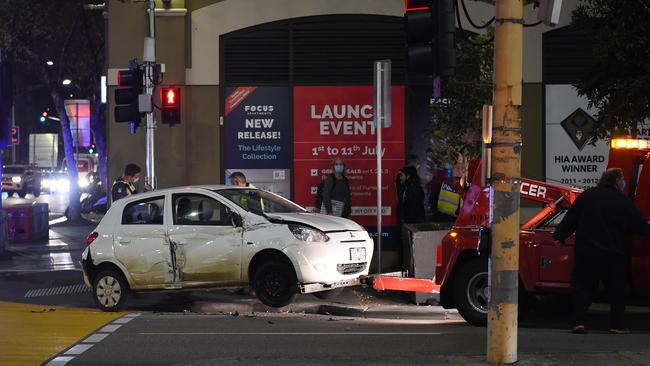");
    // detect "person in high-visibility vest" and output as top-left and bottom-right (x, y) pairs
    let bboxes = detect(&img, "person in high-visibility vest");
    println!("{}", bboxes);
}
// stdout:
(437, 180), (461, 217)
(111, 163), (144, 203)
(229, 171), (264, 213)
